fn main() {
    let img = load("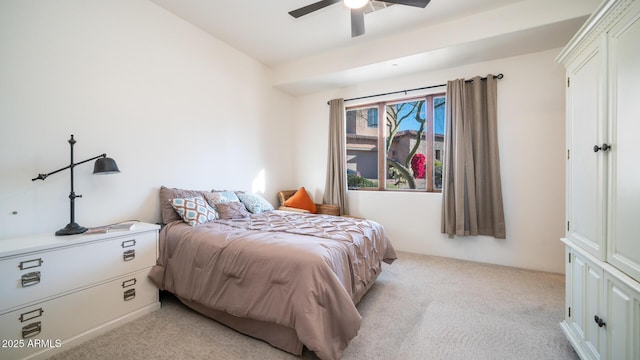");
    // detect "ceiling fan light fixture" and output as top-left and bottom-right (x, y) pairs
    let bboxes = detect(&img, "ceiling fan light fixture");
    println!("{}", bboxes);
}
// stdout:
(289, 0), (430, 38)
(344, 0), (368, 9)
